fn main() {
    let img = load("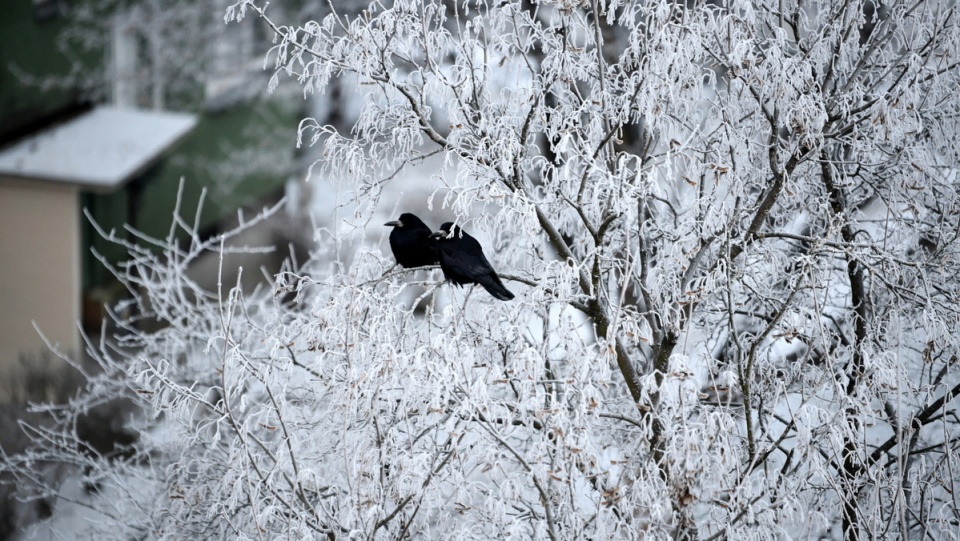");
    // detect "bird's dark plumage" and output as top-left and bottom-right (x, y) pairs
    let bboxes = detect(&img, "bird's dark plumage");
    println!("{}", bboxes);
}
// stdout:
(431, 222), (515, 301)
(385, 213), (439, 268)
